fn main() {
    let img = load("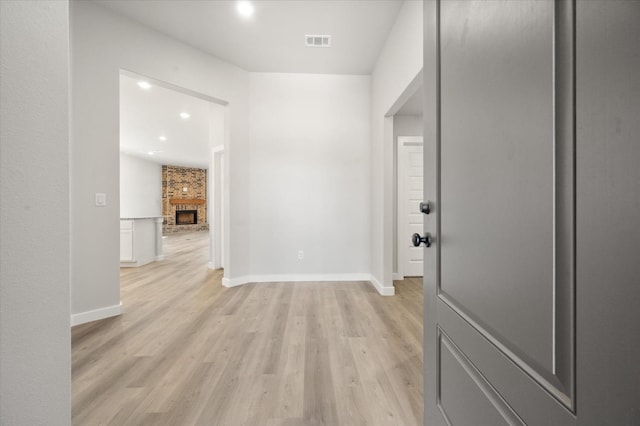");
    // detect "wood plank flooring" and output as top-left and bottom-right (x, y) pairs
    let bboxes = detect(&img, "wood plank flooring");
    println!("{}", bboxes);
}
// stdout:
(72, 231), (423, 425)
